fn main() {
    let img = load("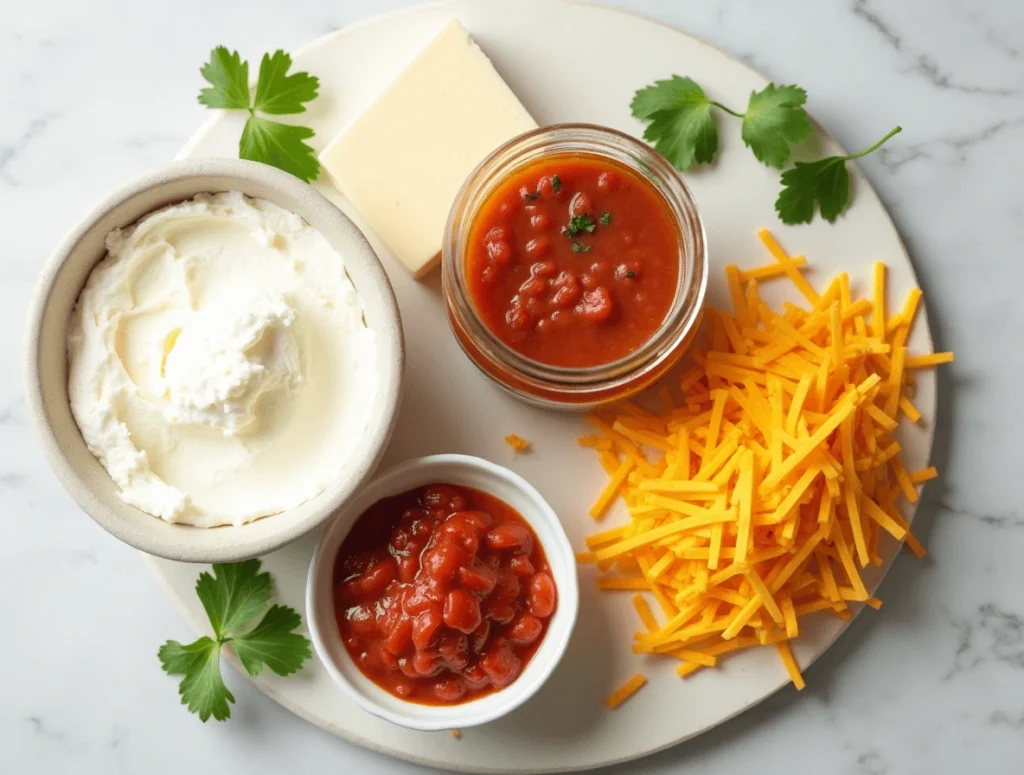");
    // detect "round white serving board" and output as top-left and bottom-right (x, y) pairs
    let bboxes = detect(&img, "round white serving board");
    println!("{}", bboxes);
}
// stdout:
(147, 0), (935, 771)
